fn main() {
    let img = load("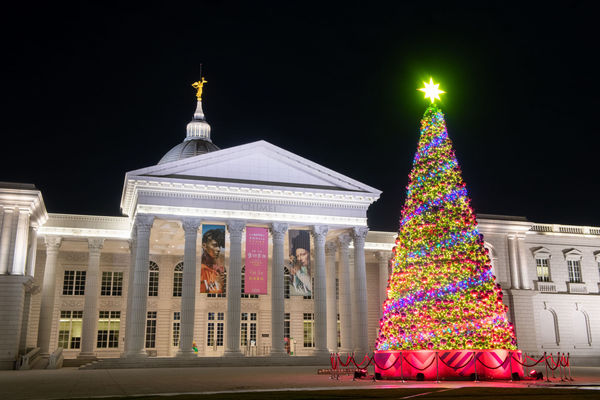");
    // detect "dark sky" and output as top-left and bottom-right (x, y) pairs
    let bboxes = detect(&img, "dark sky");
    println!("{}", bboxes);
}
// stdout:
(2, 2), (598, 232)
